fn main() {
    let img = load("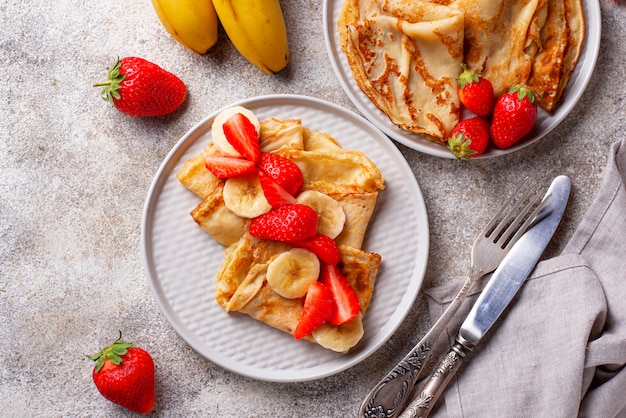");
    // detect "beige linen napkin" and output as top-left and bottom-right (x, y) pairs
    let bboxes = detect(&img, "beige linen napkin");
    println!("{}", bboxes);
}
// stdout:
(422, 139), (626, 417)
